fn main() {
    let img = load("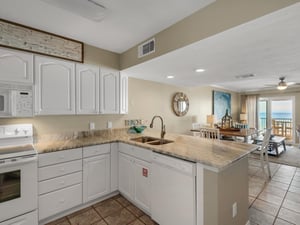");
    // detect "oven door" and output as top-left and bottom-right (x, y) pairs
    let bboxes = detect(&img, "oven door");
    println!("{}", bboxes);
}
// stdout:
(0, 156), (37, 222)
(0, 90), (12, 117)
